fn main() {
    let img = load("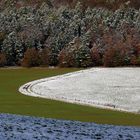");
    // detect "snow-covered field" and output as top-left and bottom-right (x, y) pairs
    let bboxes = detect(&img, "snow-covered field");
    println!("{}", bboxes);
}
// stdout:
(19, 68), (140, 113)
(0, 113), (140, 140)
